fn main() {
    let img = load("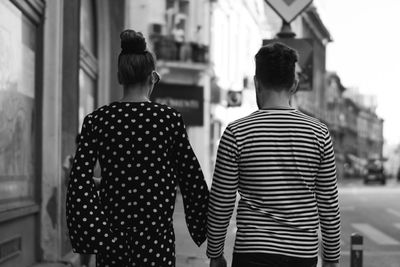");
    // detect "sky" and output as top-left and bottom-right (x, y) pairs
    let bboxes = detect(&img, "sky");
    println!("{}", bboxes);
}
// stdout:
(314, 0), (400, 146)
